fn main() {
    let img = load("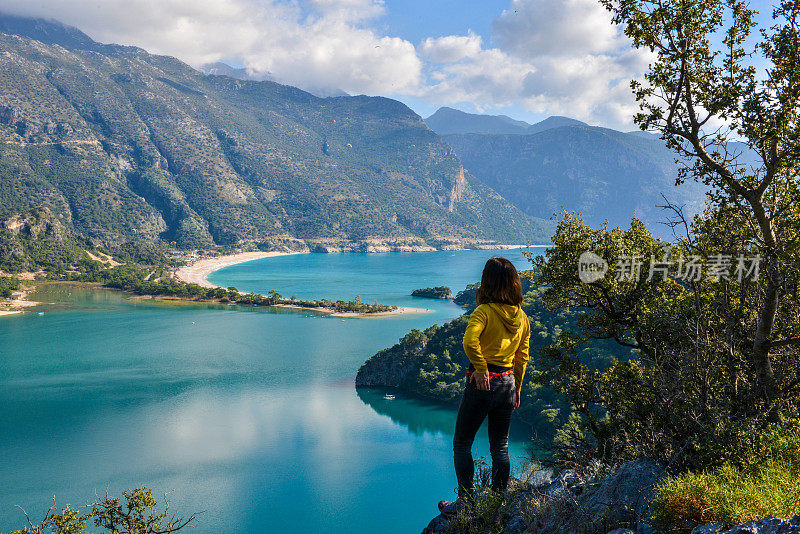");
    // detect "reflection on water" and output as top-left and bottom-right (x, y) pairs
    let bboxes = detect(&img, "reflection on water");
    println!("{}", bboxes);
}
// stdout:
(356, 388), (533, 445)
